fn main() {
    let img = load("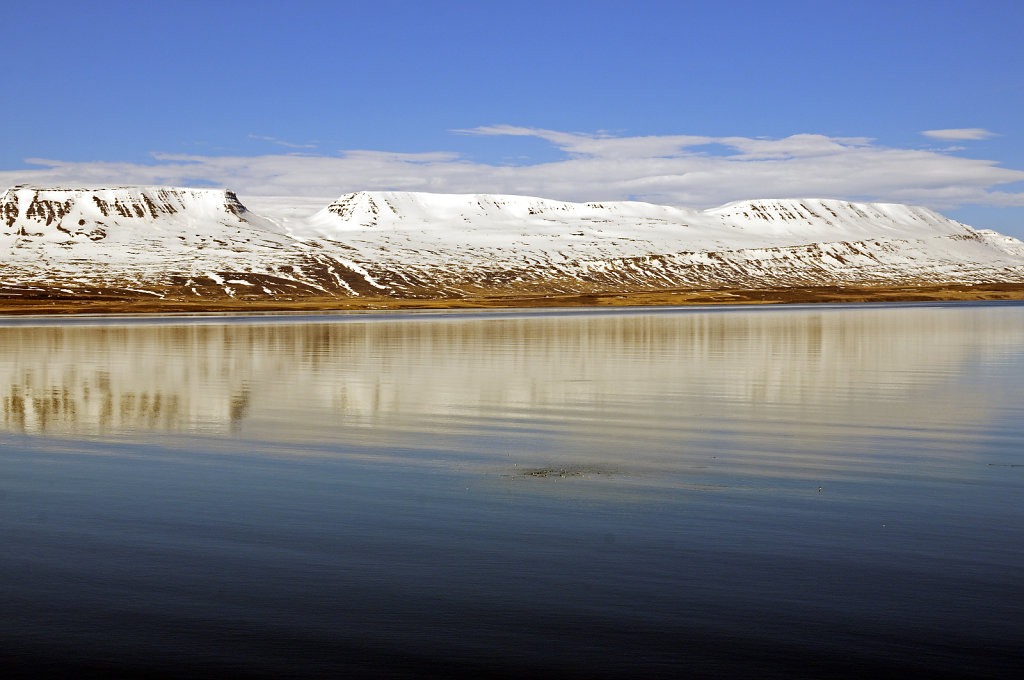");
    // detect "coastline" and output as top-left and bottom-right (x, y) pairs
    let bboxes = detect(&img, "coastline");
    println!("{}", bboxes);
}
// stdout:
(2, 282), (1024, 315)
